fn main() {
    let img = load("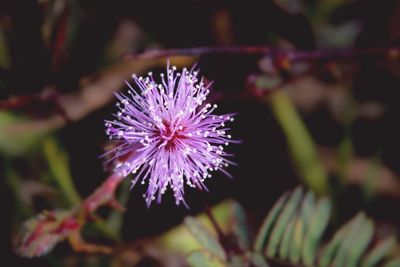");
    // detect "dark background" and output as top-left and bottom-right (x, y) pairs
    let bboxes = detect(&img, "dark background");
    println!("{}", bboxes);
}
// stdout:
(1, 0), (400, 266)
